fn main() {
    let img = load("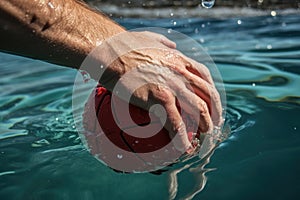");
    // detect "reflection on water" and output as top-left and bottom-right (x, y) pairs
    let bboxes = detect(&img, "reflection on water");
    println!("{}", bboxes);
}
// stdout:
(1, 14), (300, 200)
